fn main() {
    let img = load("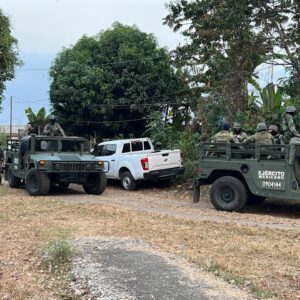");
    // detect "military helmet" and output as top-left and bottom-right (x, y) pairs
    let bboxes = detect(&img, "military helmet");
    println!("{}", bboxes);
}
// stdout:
(268, 124), (278, 133)
(222, 122), (230, 130)
(256, 122), (267, 132)
(49, 115), (57, 121)
(286, 105), (296, 113)
(233, 122), (241, 129)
